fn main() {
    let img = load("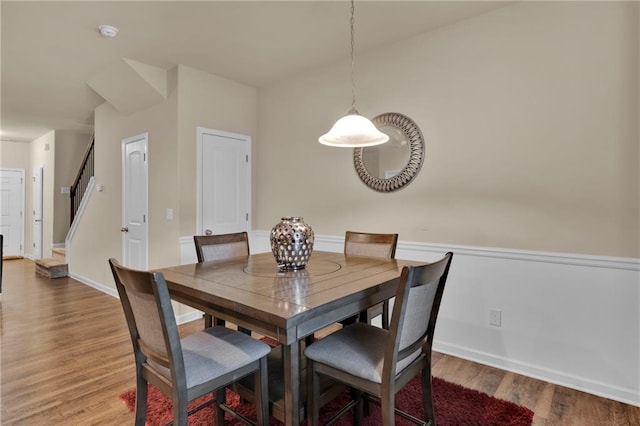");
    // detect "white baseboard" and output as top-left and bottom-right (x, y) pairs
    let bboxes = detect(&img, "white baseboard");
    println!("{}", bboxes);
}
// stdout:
(68, 271), (118, 299)
(433, 340), (639, 407)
